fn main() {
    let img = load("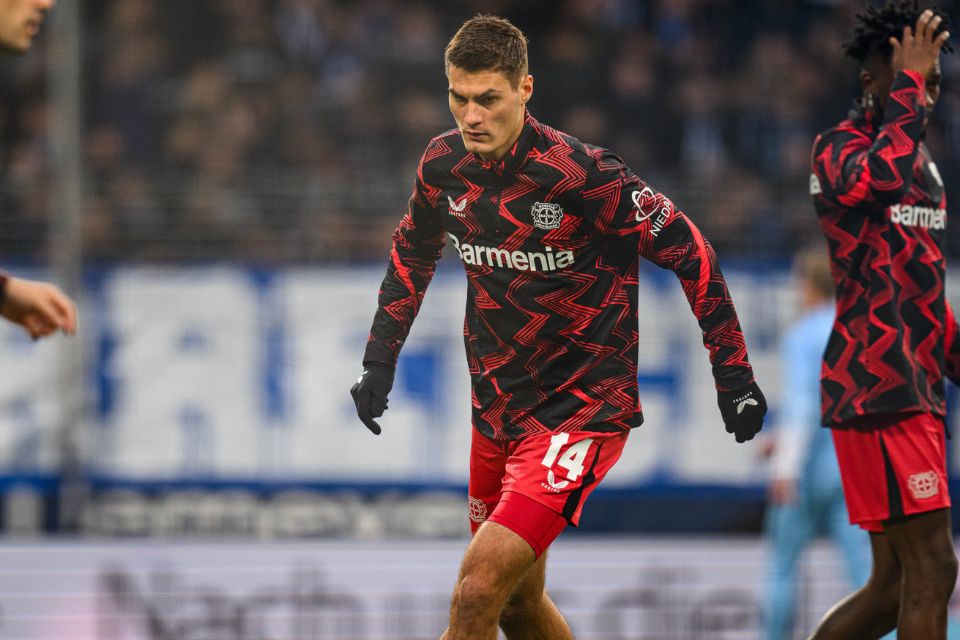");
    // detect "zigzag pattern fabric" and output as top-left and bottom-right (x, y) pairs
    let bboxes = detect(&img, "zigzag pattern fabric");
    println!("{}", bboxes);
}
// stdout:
(365, 112), (754, 440)
(811, 70), (960, 427)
